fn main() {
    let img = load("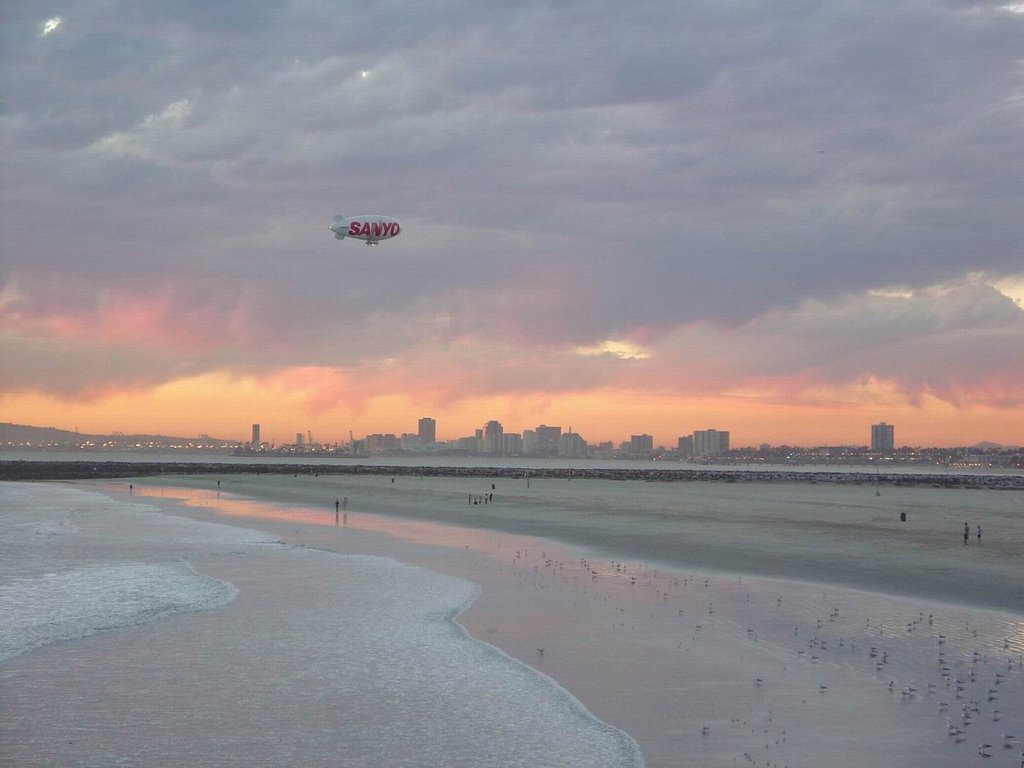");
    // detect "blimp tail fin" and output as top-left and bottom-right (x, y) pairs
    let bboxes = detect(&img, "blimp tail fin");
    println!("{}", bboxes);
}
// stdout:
(332, 215), (346, 240)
